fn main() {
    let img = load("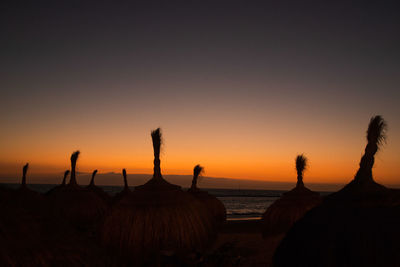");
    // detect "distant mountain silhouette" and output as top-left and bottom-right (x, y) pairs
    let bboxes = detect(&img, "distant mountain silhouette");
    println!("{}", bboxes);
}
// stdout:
(0, 172), (346, 191)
